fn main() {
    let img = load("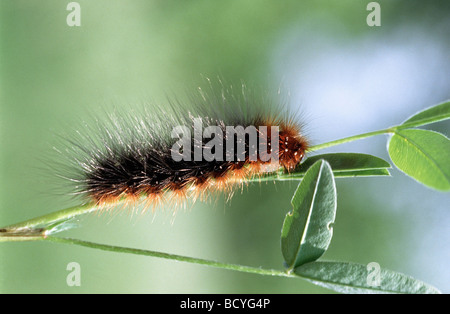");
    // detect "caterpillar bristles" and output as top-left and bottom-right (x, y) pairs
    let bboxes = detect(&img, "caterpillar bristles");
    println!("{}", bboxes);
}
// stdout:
(55, 79), (309, 214)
